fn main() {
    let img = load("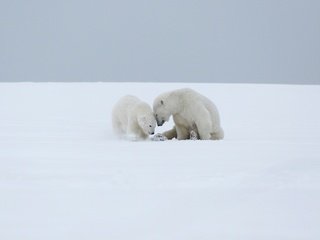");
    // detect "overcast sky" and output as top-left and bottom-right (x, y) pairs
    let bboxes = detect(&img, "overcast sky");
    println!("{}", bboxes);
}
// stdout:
(1, 0), (319, 84)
